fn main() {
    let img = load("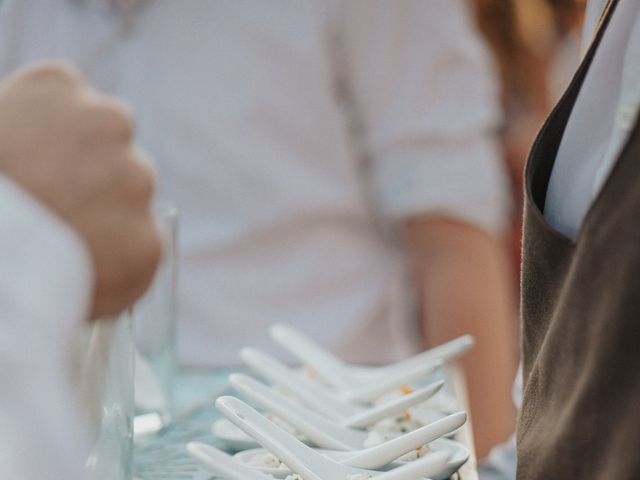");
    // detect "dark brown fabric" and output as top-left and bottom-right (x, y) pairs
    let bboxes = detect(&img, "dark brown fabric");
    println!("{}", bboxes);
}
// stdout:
(518, 0), (640, 478)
